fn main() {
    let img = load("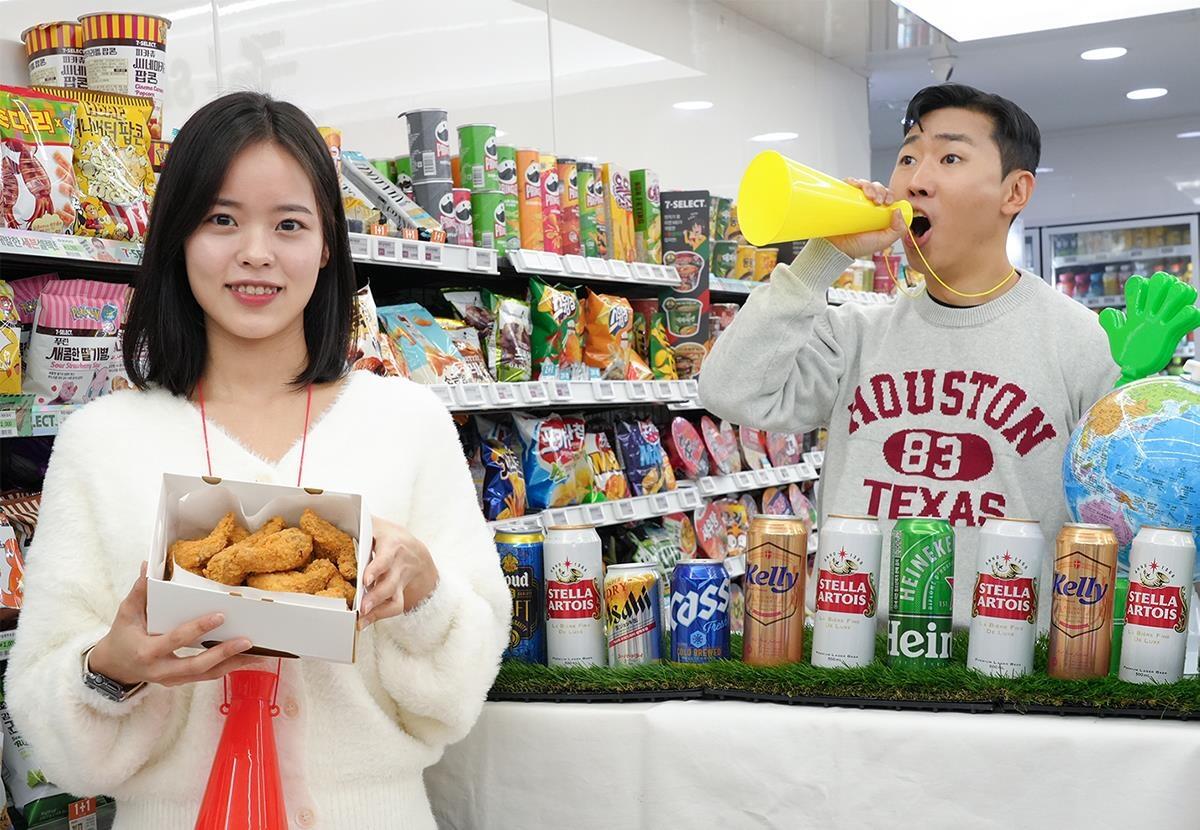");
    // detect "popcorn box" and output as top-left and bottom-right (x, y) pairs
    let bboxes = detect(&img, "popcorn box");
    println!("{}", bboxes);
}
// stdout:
(146, 474), (372, 663)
